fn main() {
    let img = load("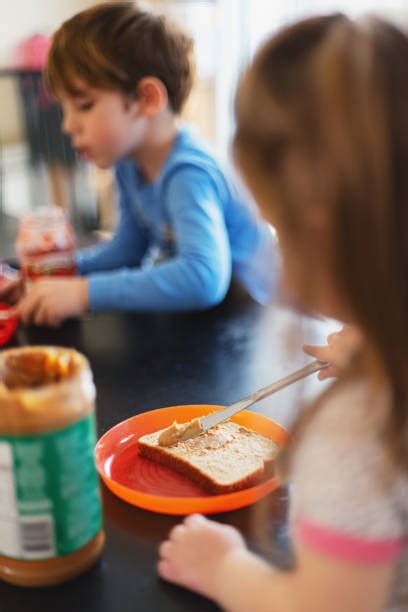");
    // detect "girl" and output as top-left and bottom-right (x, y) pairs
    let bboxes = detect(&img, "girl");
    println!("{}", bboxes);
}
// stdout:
(158, 14), (408, 612)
